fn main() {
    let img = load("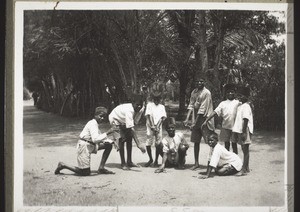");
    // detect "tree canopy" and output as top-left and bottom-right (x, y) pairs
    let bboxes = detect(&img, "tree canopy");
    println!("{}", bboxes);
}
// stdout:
(24, 10), (285, 130)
